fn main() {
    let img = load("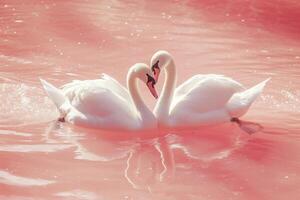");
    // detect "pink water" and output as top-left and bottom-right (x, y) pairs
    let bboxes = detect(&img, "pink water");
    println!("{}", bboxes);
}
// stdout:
(0, 0), (300, 199)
